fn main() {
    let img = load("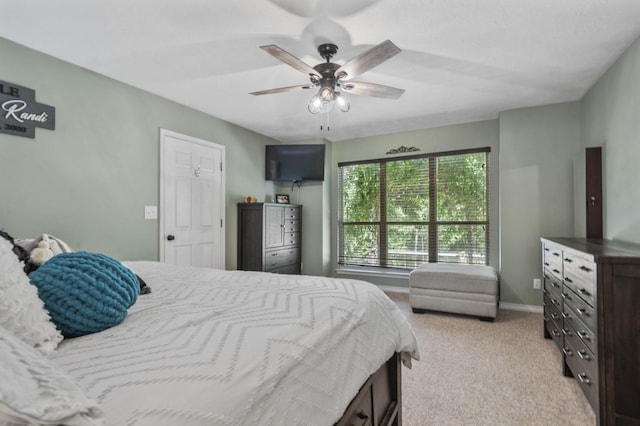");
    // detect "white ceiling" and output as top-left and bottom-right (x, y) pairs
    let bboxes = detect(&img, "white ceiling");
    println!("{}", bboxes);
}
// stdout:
(2, 1), (640, 142)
